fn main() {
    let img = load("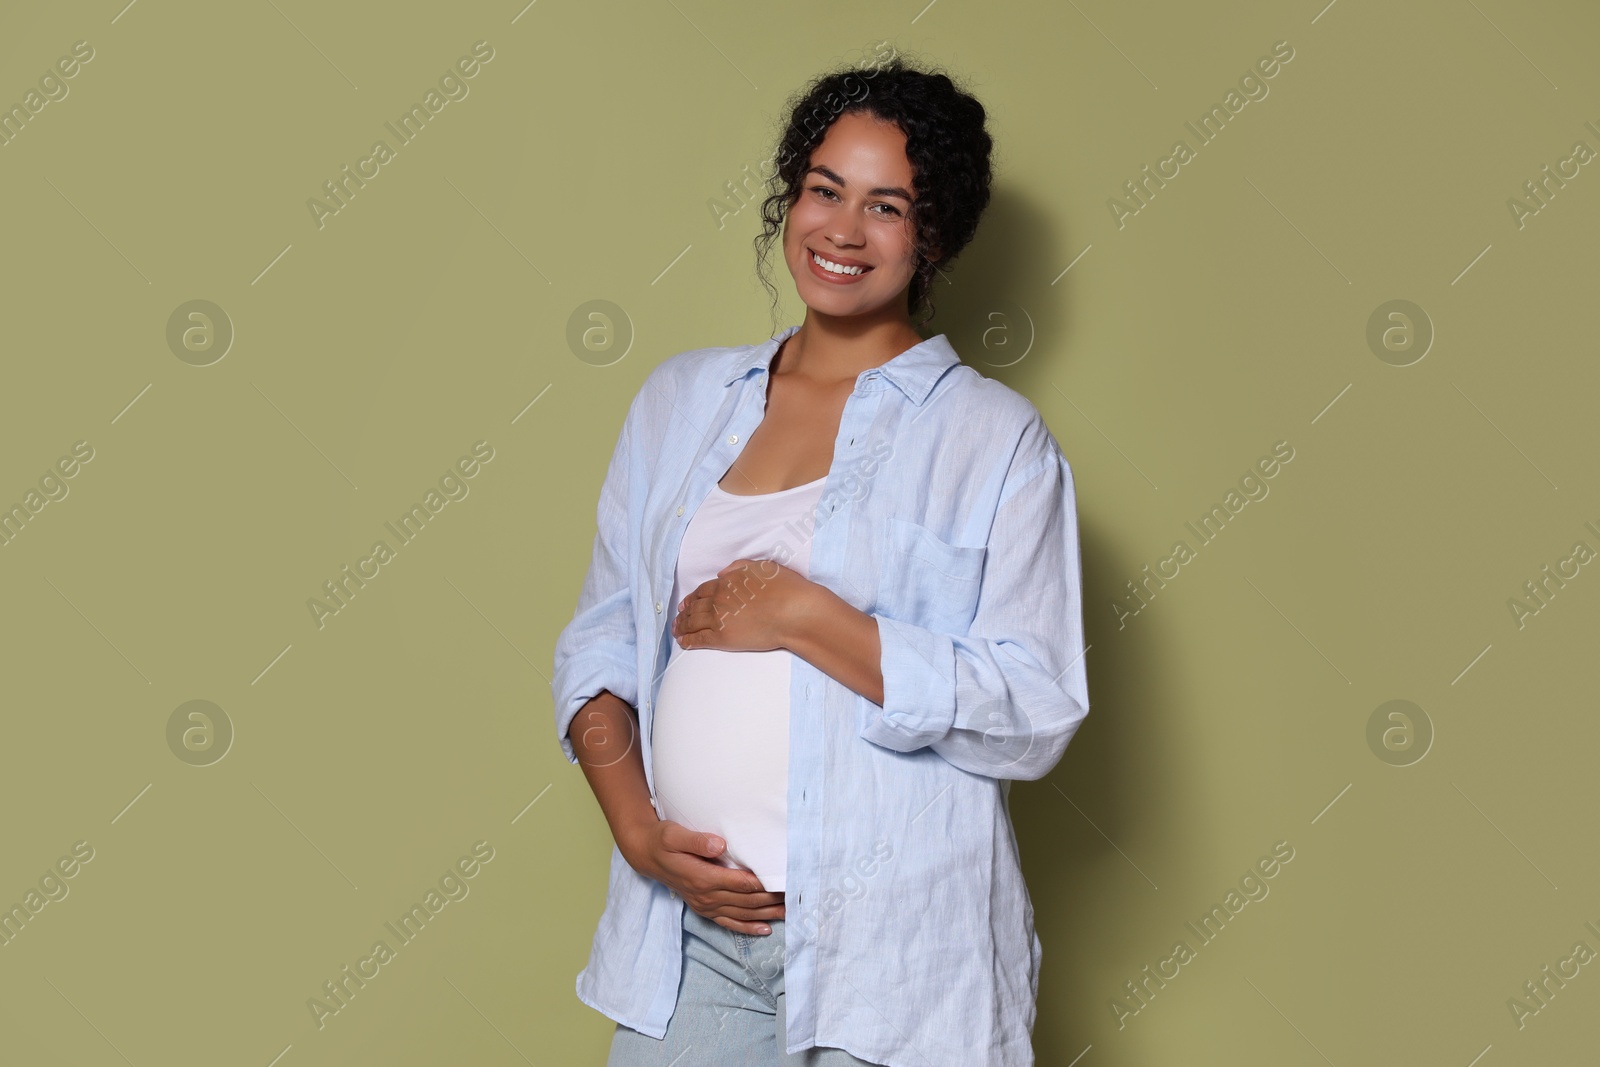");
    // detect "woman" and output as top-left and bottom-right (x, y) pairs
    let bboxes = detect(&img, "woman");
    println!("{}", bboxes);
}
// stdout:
(551, 50), (1090, 1067)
